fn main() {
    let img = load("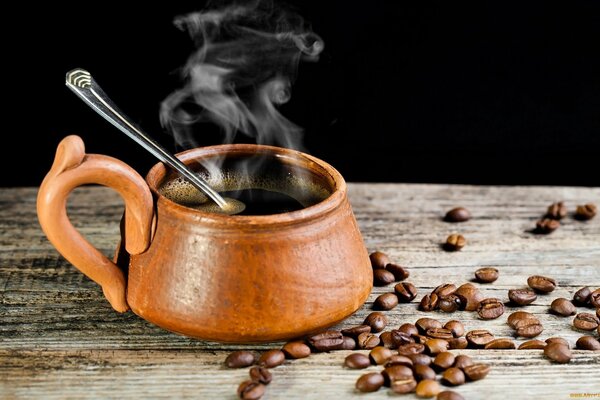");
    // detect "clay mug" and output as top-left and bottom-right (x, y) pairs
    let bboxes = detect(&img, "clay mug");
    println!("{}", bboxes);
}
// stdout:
(37, 135), (372, 342)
